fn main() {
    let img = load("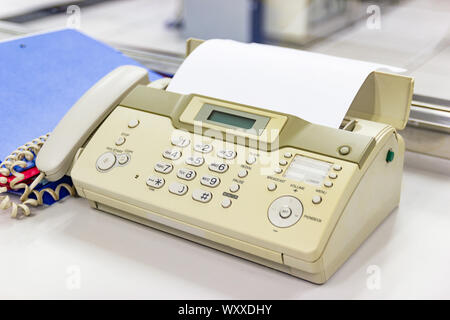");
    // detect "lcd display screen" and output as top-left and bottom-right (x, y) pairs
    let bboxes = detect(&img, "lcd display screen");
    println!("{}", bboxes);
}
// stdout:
(284, 155), (332, 186)
(207, 110), (256, 129)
